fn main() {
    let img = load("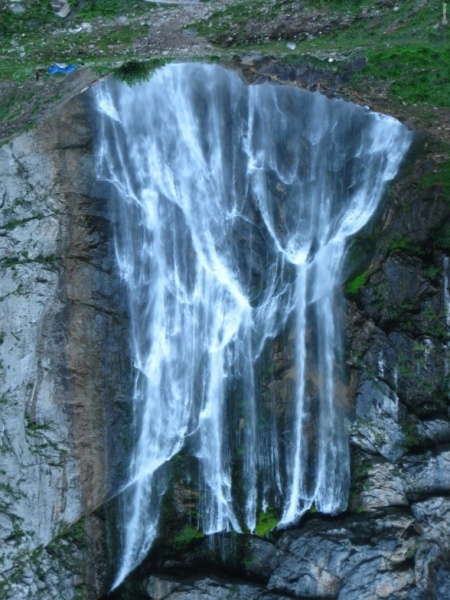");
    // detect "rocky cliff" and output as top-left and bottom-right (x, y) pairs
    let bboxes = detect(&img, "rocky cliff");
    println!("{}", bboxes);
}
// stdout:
(0, 60), (449, 600)
(0, 92), (131, 599)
